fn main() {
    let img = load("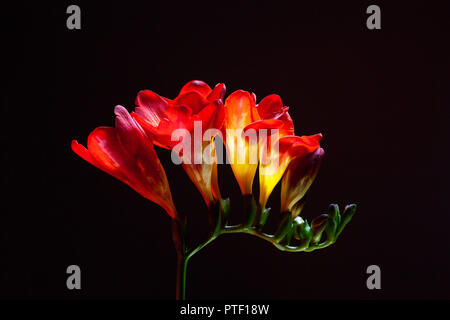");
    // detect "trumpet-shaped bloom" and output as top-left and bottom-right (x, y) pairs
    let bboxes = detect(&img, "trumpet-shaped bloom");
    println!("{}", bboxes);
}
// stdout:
(71, 105), (177, 218)
(223, 91), (294, 195)
(132, 80), (225, 207)
(257, 134), (322, 209)
(239, 92), (321, 209)
(281, 147), (325, 216)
